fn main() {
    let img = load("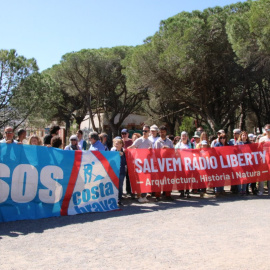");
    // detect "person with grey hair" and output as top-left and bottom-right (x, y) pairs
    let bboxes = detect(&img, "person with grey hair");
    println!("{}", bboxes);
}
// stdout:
(229, 128), (241, 145)
(99, 132), (109, 151)
(64, 135), (80, 150)
(88, 132), (105, 151)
